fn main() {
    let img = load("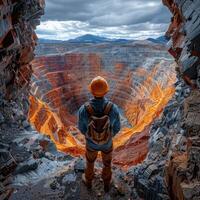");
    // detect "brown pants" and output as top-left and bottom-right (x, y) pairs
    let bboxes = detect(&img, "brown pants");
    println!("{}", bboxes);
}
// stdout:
(85, 146), (112, 185)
